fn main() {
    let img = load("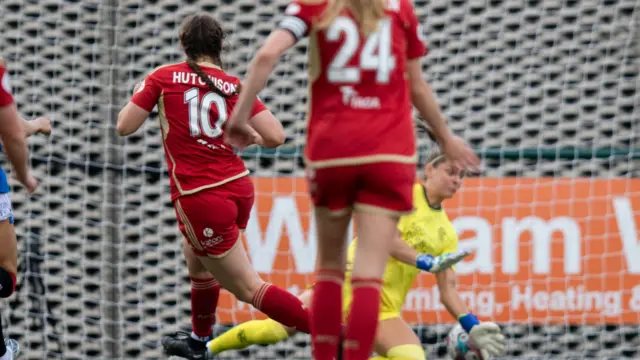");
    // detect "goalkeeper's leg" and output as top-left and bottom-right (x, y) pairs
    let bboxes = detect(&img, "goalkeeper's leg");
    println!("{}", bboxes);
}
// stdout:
(206, 289), (312, 355)
(162, 237), (220, 359)
(369, 317), (425, 360)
